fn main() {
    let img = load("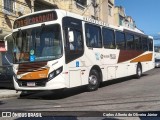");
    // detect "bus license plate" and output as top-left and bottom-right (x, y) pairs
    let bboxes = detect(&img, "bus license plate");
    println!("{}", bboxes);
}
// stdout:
(27, 82), (36, 87)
